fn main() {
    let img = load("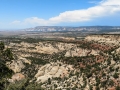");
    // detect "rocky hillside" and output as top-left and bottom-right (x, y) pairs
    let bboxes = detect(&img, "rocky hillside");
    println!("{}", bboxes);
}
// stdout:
(0, 35), (120, 90)
(86, 34), (120, 45)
